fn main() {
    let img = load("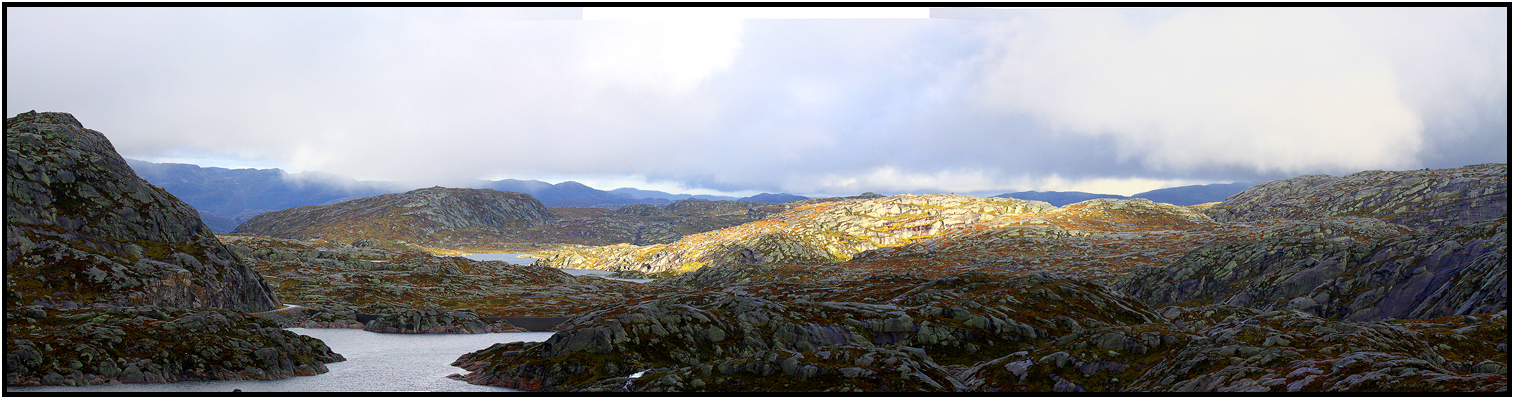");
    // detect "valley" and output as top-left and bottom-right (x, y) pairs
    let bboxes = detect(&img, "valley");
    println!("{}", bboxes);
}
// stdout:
(5, 112), (1508, 392)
